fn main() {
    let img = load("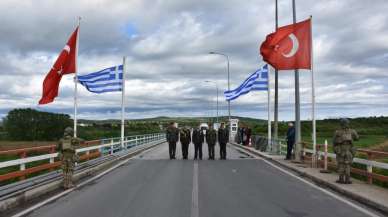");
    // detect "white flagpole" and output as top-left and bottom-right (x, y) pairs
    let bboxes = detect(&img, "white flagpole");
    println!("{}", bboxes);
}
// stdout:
(121, 56), (126, 148)
(310, 16), (317, 167)
(267, 65), (272, 152)
(74, 17), (81, 138)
